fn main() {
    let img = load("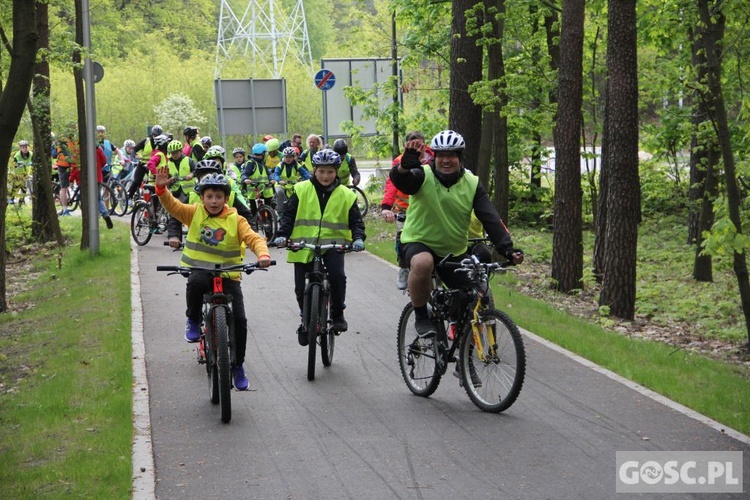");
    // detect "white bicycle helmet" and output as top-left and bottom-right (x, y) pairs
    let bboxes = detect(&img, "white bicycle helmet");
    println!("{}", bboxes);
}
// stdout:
(430, 130), (465, 152)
